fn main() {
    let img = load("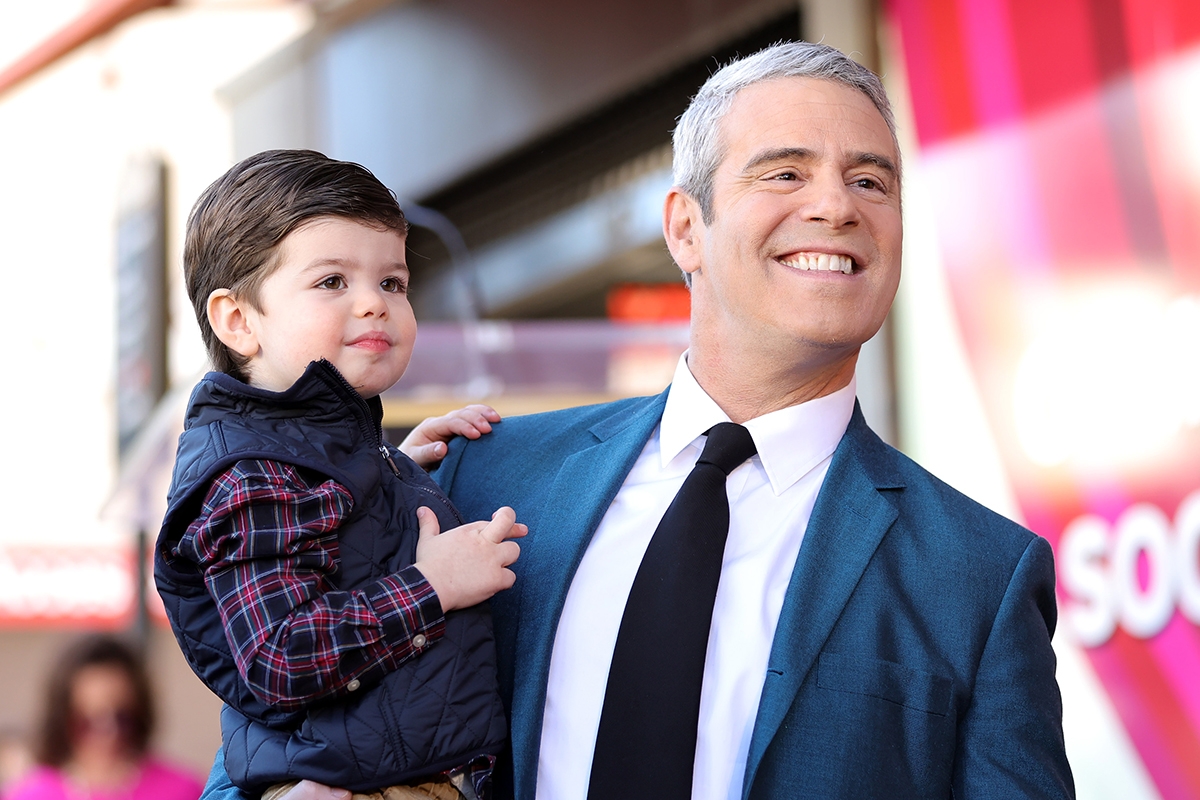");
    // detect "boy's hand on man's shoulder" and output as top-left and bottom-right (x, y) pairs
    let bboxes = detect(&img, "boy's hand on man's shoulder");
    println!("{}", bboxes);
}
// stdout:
(400, 404), (502, 469)
(413, 505), (526, 612)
